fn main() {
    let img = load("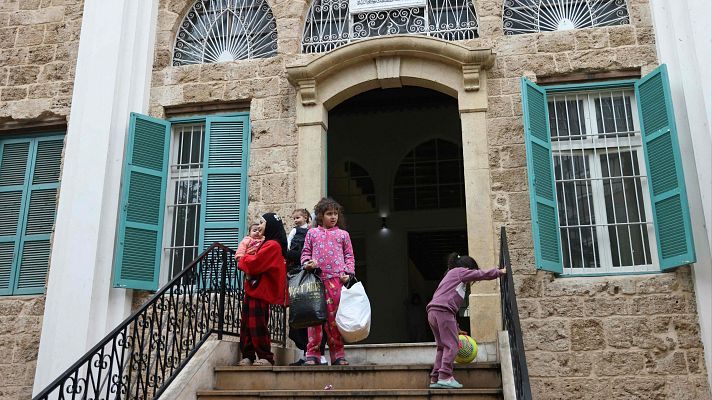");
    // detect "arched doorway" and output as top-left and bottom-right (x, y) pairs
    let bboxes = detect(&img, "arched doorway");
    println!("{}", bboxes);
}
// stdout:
(327, 86), (469, 343)
(287, 35), (501, 342)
